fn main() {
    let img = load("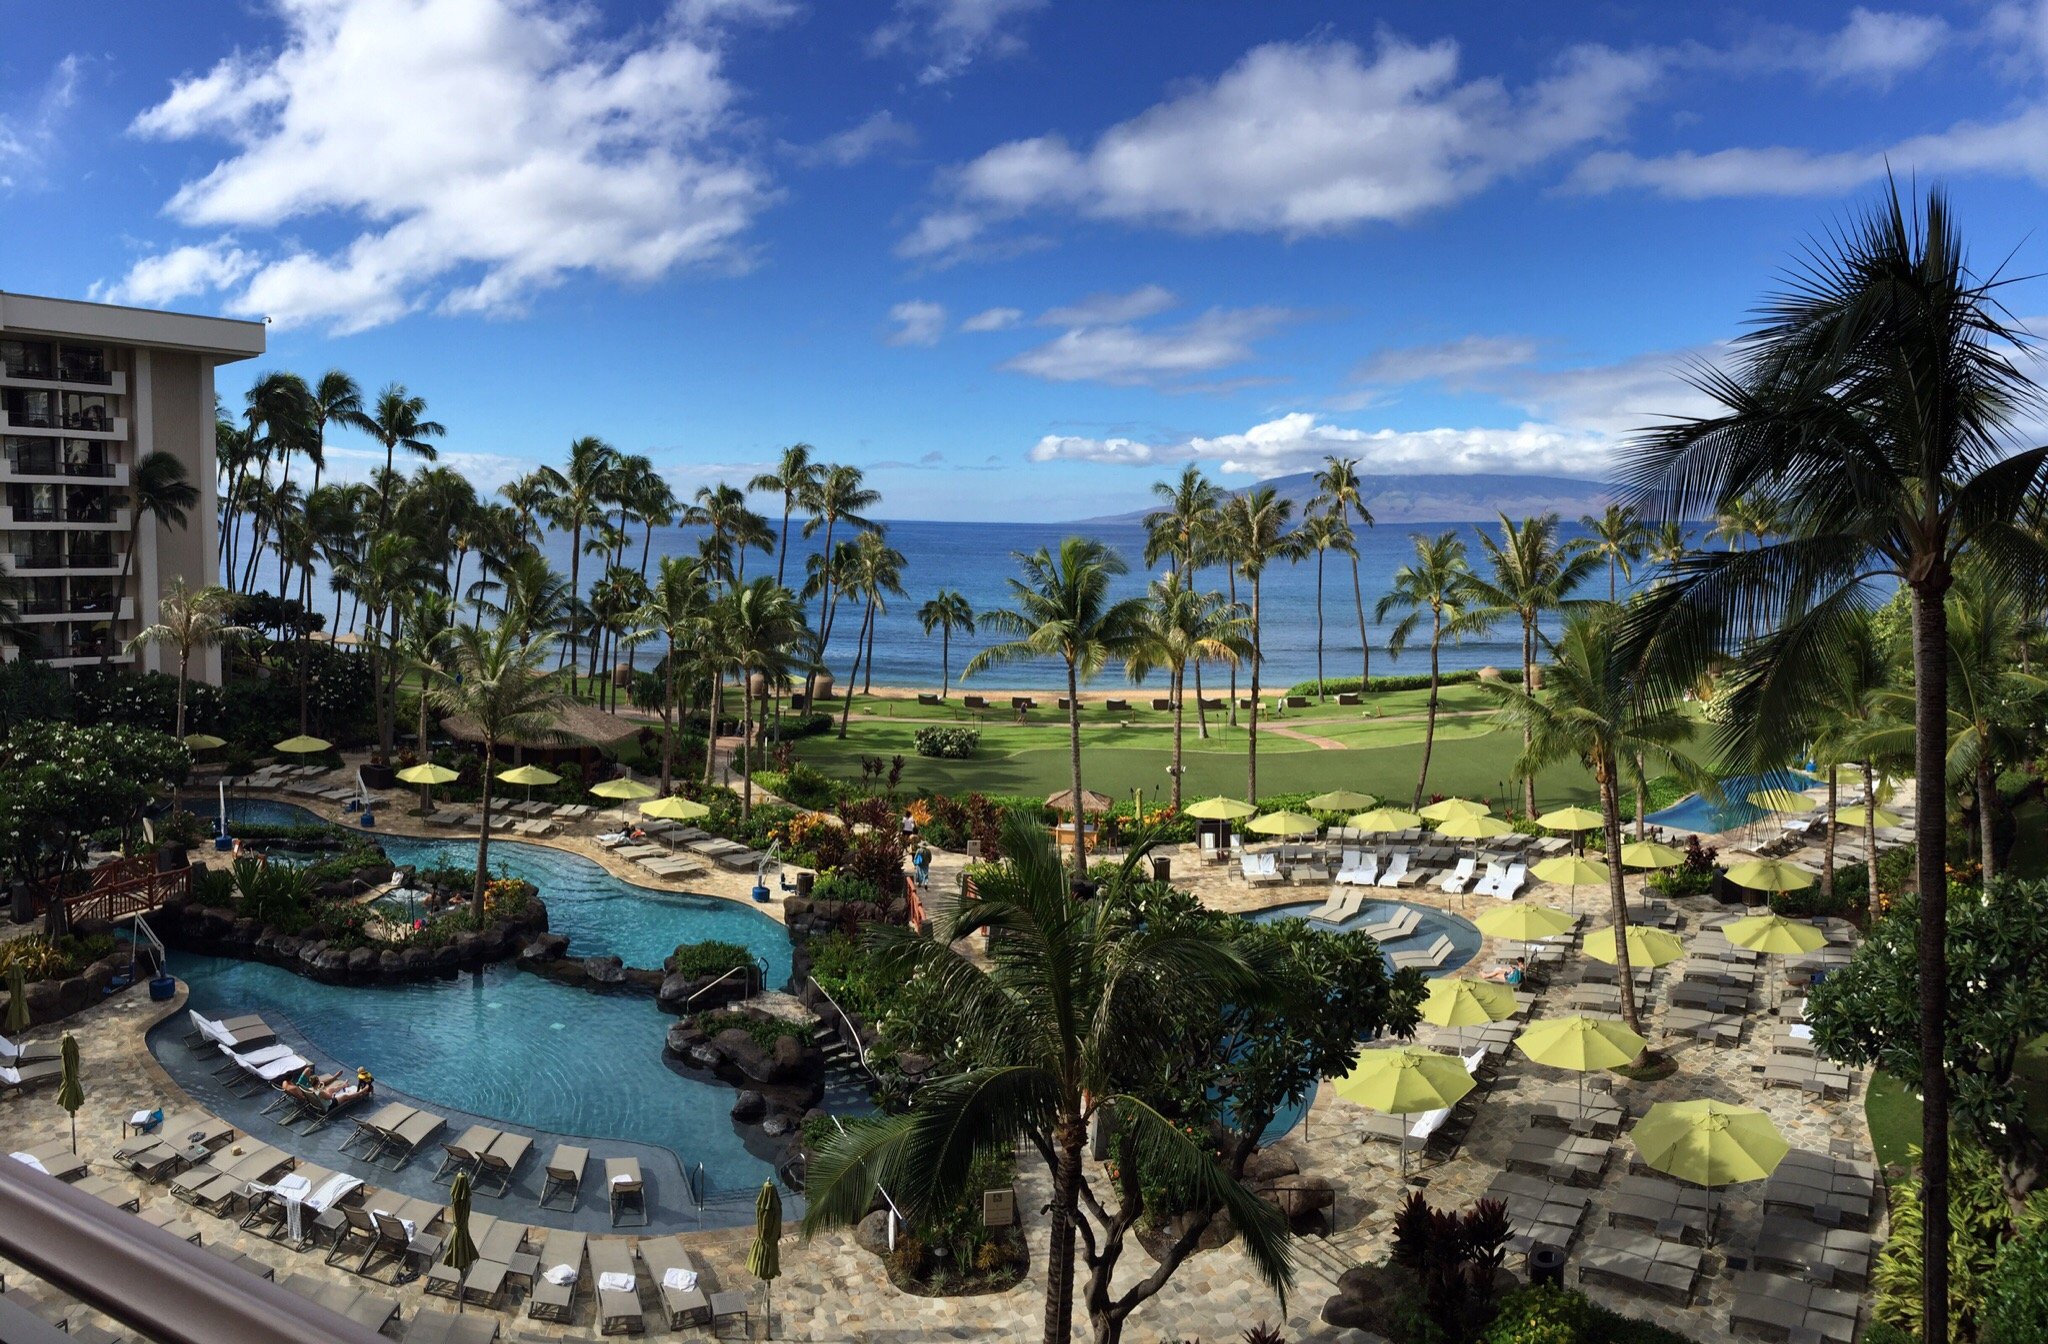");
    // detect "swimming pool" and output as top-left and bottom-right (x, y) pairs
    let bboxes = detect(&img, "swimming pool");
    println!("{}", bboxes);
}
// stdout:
(1644, 768), (1814, 834)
